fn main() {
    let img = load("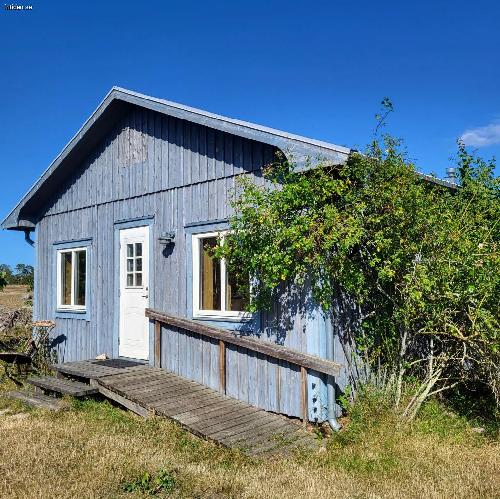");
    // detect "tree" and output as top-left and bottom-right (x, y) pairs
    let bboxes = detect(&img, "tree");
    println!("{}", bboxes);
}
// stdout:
(13, 264), (34, 288)
(217, 127), (499, 418)
(0, 263), (34, 289)
(14, 264), (31, 277)
(0, 271), (7, 291)
(0, 264), (13, 283)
